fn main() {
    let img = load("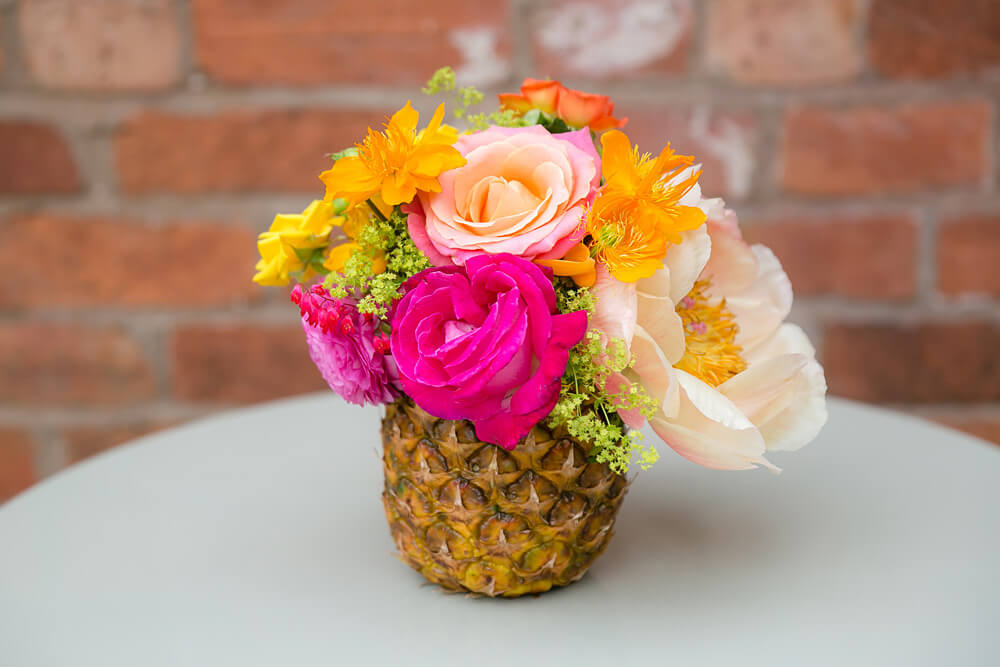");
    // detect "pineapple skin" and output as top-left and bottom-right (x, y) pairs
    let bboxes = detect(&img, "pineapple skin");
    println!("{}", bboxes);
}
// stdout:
(381, 398), (628, 598)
